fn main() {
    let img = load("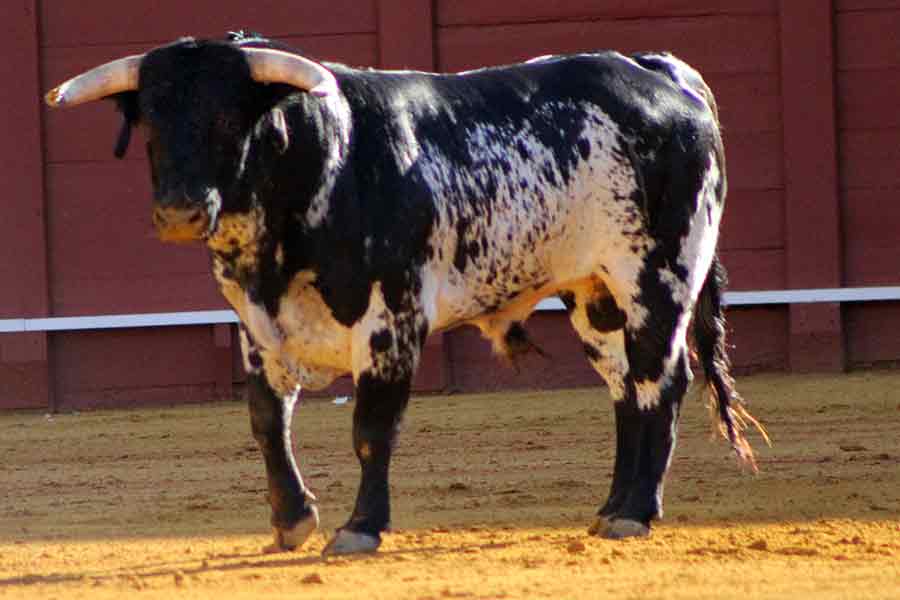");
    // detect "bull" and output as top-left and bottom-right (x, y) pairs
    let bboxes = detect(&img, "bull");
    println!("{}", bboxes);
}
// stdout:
(46, 32), (764, 555)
